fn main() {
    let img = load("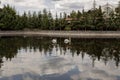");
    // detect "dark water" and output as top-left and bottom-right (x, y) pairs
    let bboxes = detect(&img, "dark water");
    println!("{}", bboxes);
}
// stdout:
(0, 36), (120, 80)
